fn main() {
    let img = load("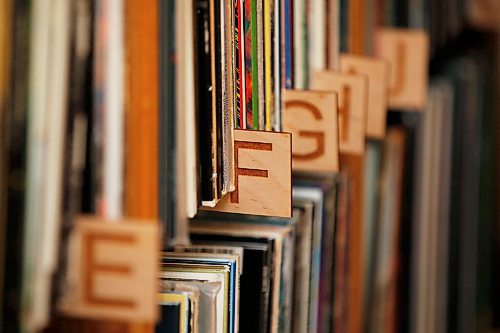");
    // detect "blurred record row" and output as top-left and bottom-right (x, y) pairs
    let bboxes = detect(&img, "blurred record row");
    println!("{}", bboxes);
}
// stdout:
(0, 0), (499, 333)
